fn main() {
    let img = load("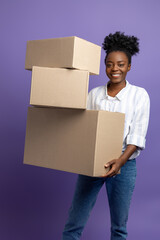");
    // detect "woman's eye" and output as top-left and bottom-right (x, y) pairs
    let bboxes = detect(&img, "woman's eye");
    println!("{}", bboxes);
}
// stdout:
(106, 64), (112, 68)
(118, 64), (124, 67)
